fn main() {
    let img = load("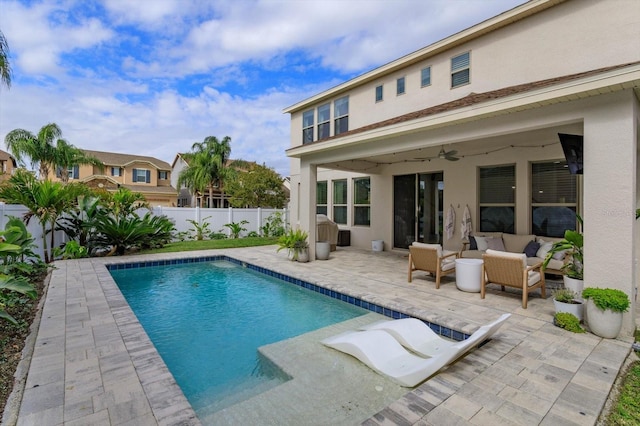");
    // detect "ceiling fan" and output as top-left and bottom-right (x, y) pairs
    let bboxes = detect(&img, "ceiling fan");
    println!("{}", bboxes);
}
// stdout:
(416, 146), (460, 161)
